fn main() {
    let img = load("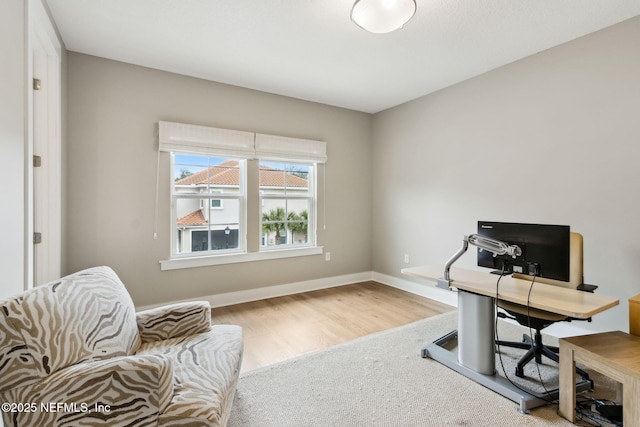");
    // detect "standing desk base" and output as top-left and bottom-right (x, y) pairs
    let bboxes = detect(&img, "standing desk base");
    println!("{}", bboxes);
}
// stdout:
(422, 330), (592, 414)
